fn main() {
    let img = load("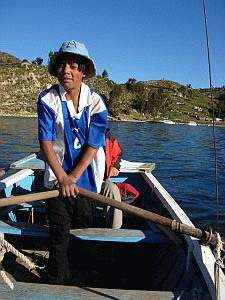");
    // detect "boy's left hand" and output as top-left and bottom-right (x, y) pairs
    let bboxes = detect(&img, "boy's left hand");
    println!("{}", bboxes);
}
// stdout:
(109, 167), (119, 177)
